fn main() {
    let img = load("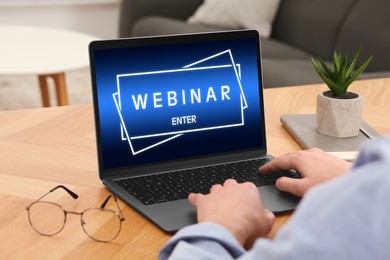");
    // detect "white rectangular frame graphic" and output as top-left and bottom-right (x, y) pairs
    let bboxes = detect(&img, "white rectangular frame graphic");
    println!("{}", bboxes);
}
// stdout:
(112, 49), (247, 155)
